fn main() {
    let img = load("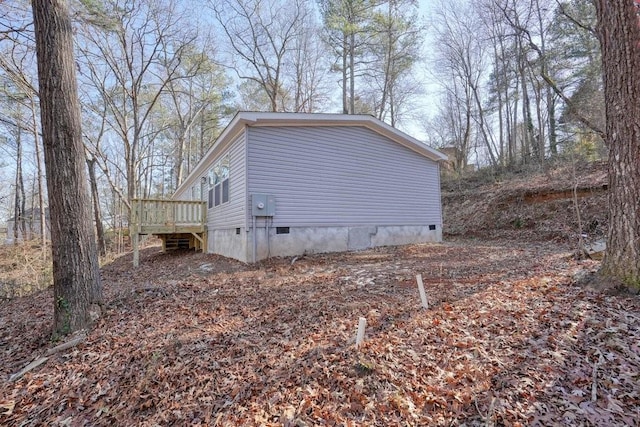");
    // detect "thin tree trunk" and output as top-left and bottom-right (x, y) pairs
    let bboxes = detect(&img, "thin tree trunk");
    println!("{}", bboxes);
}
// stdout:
(175, 135), (185, 190)
(146, 138), (154, 198)
(13, 133), (21, 245)
(19, 131), (27, 240)
(389, 85), (395, 128)
(87, 156), (106, 257)
(30, 97), (47, 248)
(506, 80), (514, 166)
(535, 0), (554, 160)
(270, 83), (277, 112)
(547, 89), (557, 155)
(509, 80), (518, 167)
(30, 176), (37, 239)
(531, 73), (545, 164)
(342, 34), (348, 114)
(470, 80), (498, 168)
(492, 41), (505, 165)
(517, 35), (533, 164)
(198, 111), (205, 163)
(378, 1), (392, 122)
(13, 125), (26, 243)
(32, 0), (103, 335)
(349, 31), (355, 114)
(462, 90), (473, 175)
